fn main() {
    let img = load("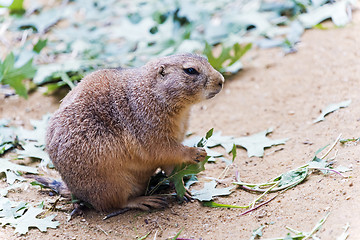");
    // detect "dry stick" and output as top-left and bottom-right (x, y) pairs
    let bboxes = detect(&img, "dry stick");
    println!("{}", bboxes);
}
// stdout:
(309, 167), (347, 178)
(217, 163), (232, 180)
(320, 134), (342, 160)
(302, 212), (330, 240)
(97, 225), (109, 236)
(241, 184), (294, 216)
(240, 194), (278, 216)
(250, 181), (280, 209)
